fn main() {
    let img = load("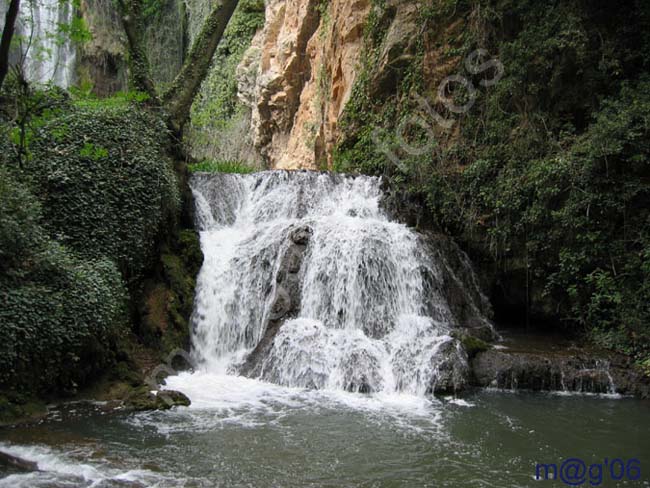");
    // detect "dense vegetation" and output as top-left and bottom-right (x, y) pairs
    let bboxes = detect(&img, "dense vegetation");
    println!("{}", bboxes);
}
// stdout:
(335, 0), (650, 372)
(0, 84), (199, 411)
